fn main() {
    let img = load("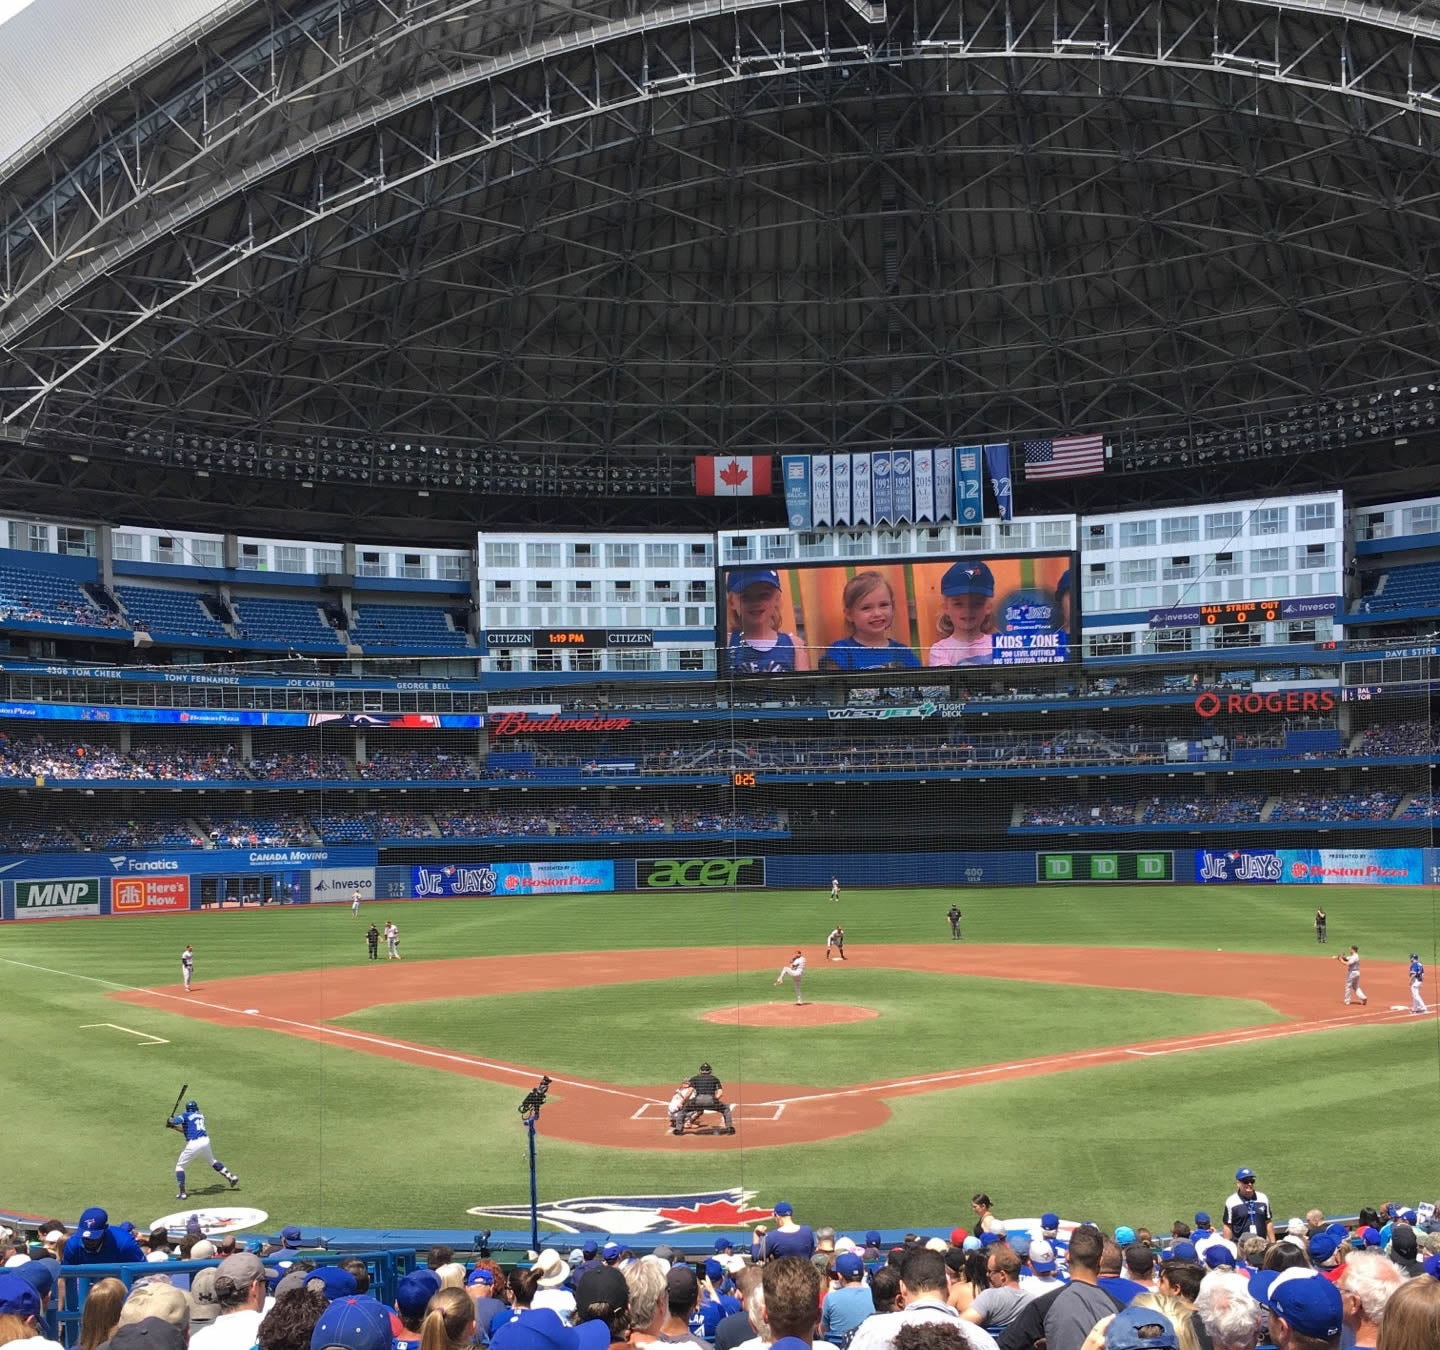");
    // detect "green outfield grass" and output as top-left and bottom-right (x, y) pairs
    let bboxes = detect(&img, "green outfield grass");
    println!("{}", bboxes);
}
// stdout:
(1, 883), (1436, 1237)
(335, 974), (1282, 1086)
